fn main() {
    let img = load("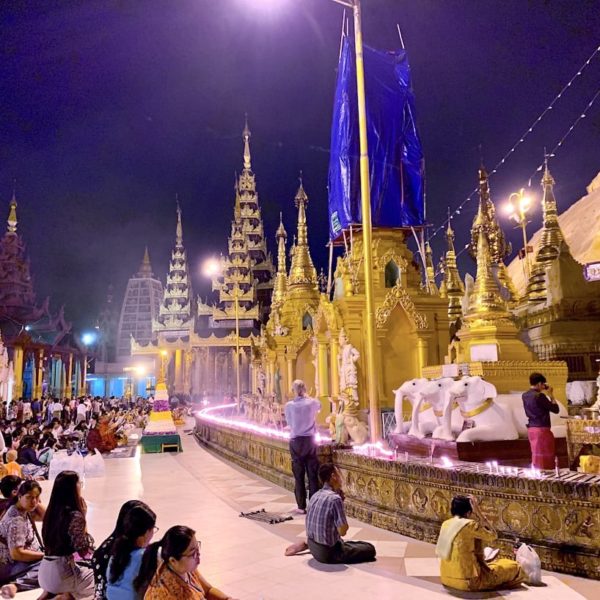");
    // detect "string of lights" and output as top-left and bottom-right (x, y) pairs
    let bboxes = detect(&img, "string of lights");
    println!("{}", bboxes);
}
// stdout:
(434, 84), (600, 277)
(428, 43), (600, 245)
